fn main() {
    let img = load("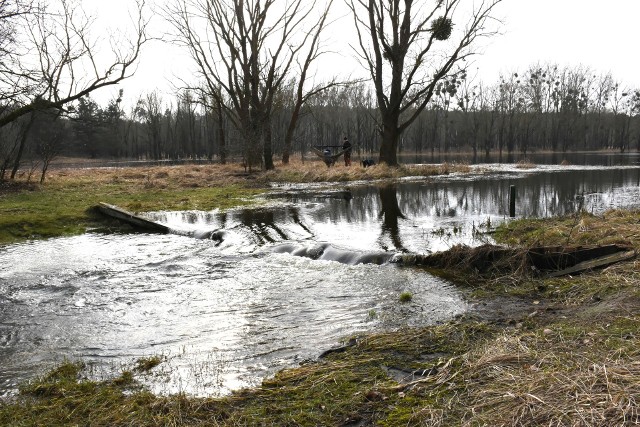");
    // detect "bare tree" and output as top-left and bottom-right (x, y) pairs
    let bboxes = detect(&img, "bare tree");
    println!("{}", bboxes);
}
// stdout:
(610, 82), (633, 153)
(0, 0), (40, 106)
(138, 91), (165, 160)
(167, 0), (333, 170)
(348, 0), (502, 166)
(31, 109), (66, 183)
(455, 75), (484, 162)
(0, 0), (148, 129)
(0, 0), (148, 179)
(280, 1), (341, 164)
